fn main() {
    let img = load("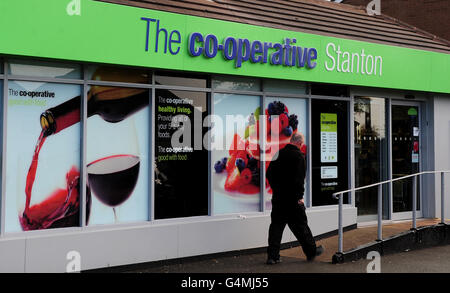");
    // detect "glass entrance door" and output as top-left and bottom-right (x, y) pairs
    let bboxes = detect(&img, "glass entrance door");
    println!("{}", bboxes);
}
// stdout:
(354, 97), (388, 222)
(391, 103), (421, 219)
